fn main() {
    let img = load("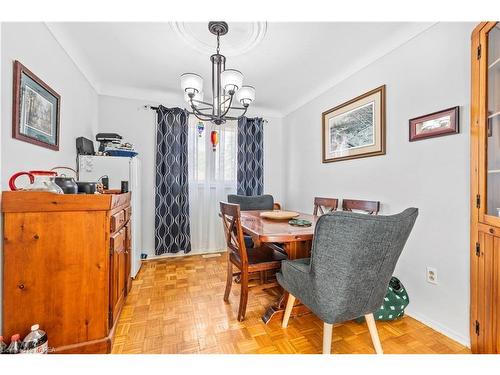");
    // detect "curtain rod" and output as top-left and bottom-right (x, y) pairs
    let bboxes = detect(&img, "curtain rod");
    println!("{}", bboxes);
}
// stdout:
(144, 105), (268, 124)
